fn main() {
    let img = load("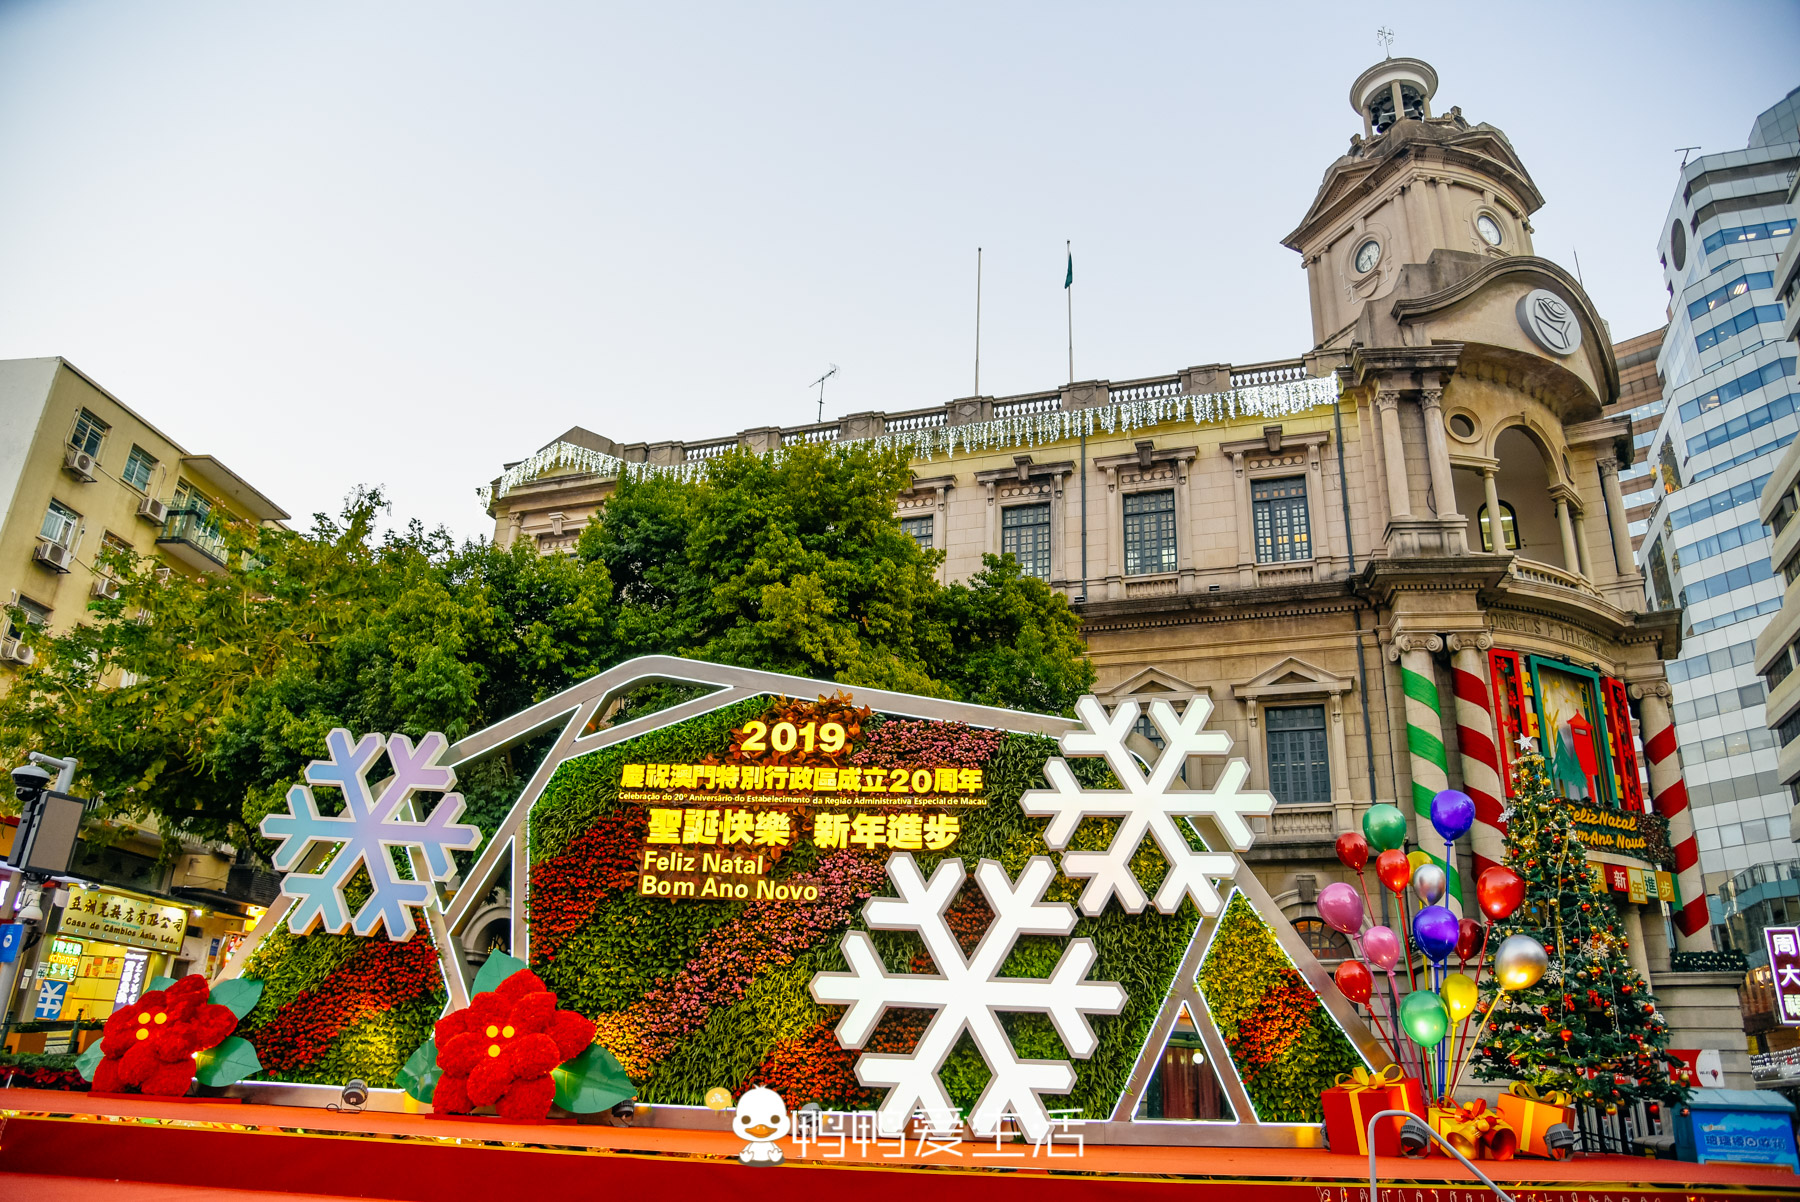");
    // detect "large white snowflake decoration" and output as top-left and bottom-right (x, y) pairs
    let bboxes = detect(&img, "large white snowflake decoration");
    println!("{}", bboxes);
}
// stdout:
(1020, 695), (1275, 917)
(260, 729), (481, 940)
(810, 854), (1125, 1142)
